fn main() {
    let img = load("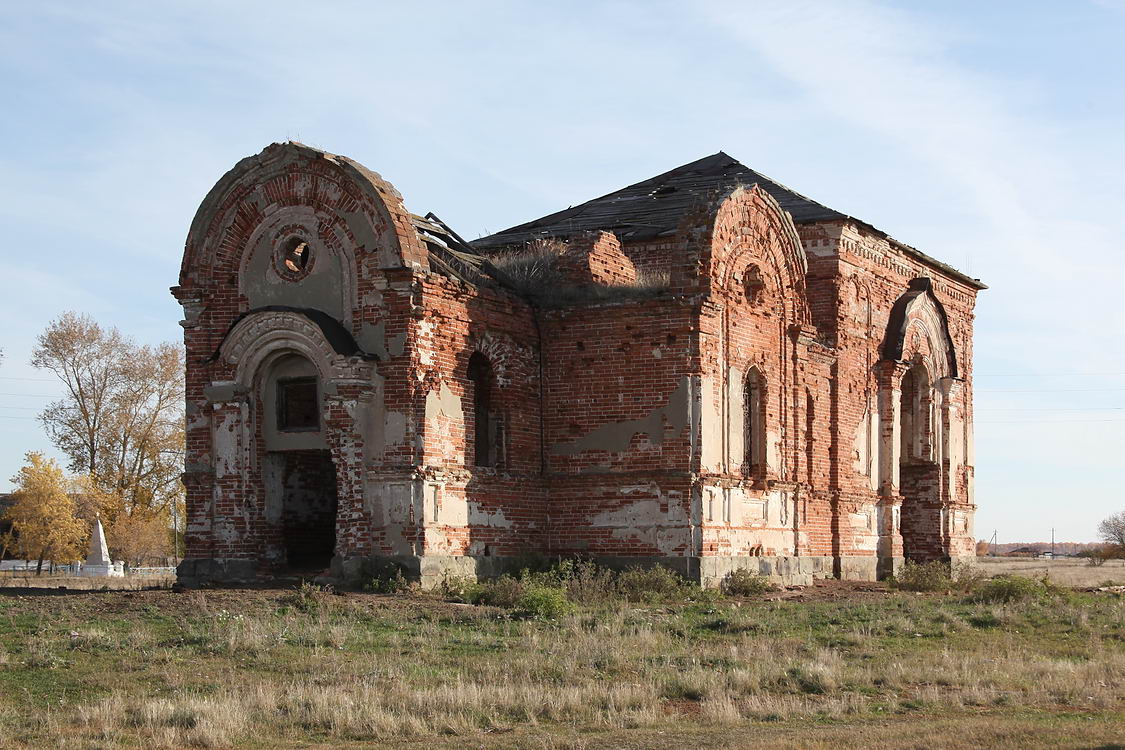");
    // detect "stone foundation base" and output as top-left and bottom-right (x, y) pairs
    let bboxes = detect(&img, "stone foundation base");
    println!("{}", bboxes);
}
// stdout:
(698, 556), (838, 588)
(178, 553), (895, 589)
(336, 553), (873, 589)
(878, 556), (904, 579)
(176, 557), (259, 586)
